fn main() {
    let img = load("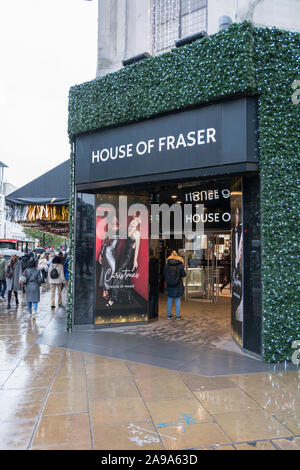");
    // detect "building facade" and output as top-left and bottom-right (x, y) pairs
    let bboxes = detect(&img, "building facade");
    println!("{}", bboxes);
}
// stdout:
(68, 18), (299, 363)
(96, 0), (300, 77)
(0, 162), (33, 243)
